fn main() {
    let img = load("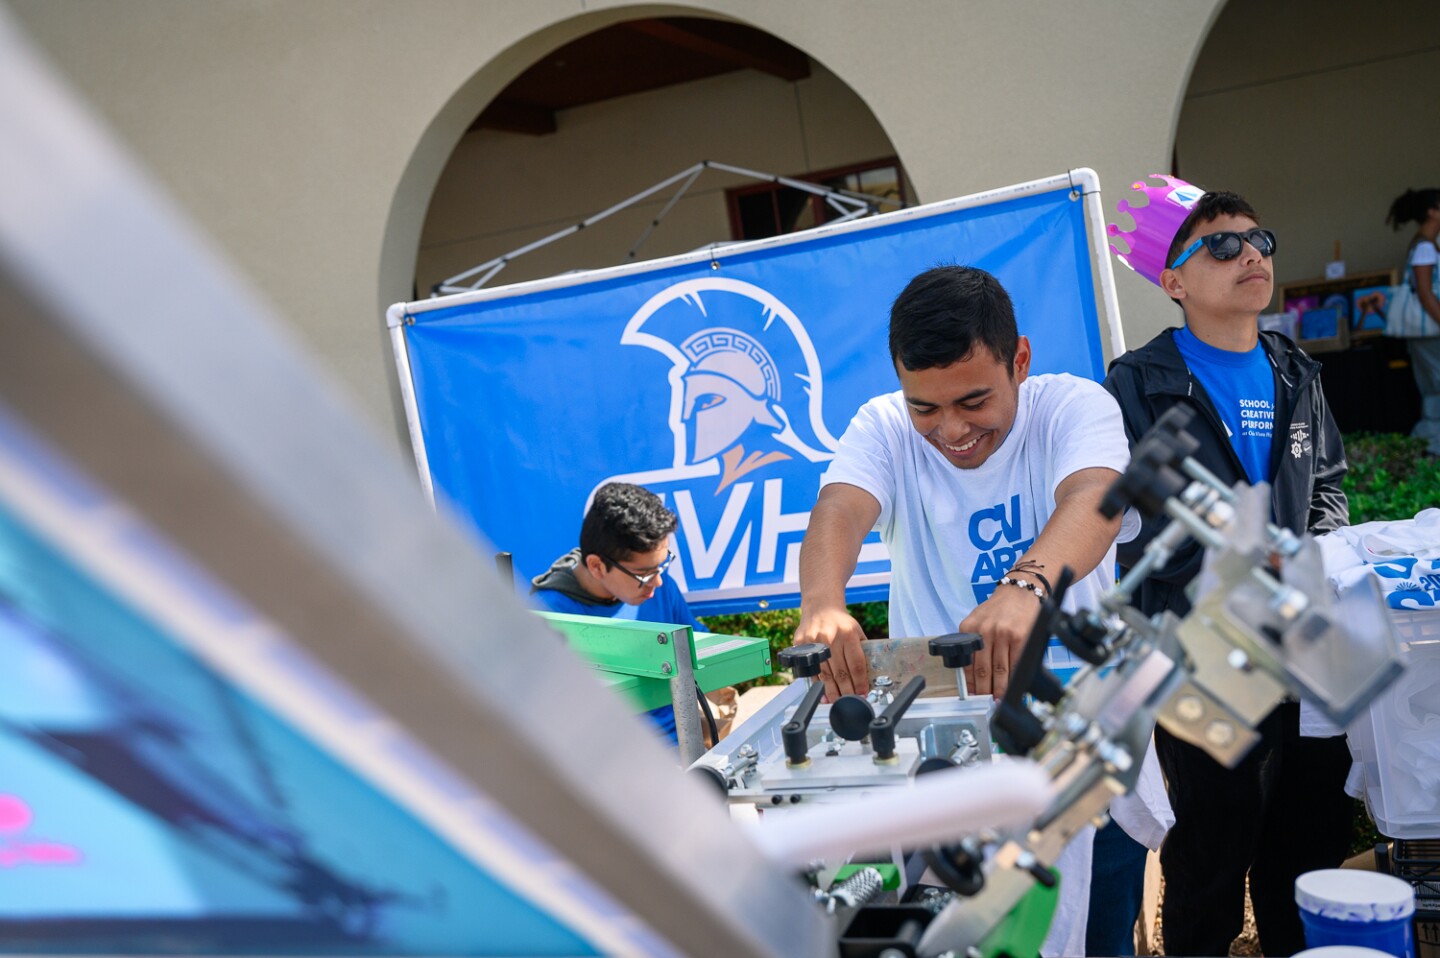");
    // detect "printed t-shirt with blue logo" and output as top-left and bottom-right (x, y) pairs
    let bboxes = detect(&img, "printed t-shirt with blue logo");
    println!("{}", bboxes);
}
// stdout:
(1172, 325), (1275, 485)
(820, 373), (1131, 683)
